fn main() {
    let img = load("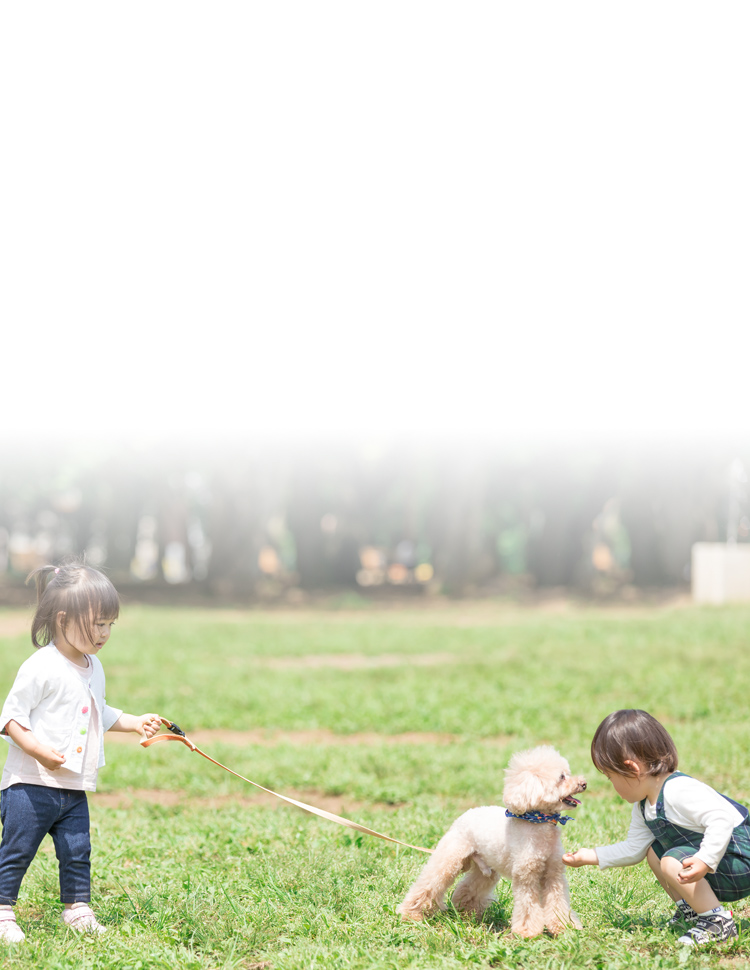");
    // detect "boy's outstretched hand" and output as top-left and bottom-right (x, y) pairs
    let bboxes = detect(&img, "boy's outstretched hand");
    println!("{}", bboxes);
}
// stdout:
(562, 848), (599, 867)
